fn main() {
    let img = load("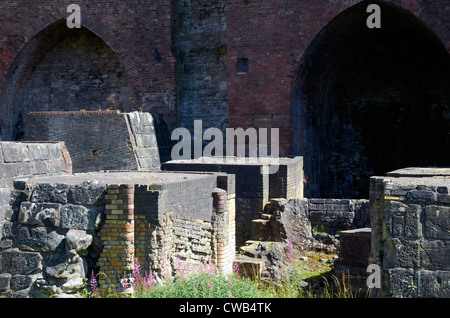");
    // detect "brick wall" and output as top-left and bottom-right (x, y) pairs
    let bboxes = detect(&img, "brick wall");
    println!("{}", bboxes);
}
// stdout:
(98, 184), (135, 295)
(175, 0), (228, 134)
(226, 0), (450, 199)
(162, 157), (303, 247)
(26, 111), (164, 173)
(0, 0), (176, 141)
